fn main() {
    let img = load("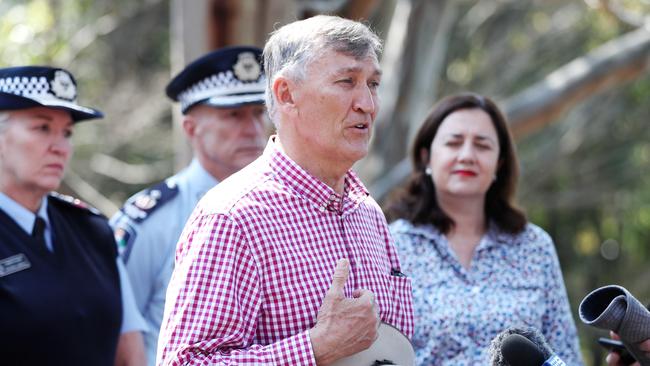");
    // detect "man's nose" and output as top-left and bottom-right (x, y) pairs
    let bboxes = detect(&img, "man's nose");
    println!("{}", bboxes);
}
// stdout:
(353, 84), (376, 115)
(240, 114), (265, 136)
